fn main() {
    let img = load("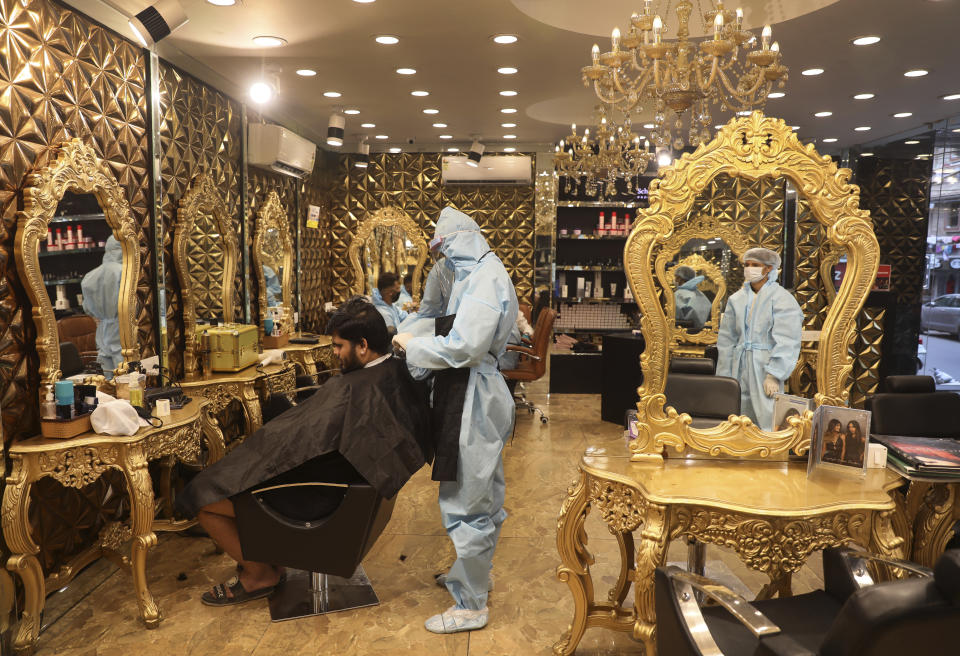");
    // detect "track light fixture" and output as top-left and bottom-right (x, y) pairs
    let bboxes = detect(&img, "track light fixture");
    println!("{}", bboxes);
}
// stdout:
(327, 113), (345, 147)
(466, 140), (484, 168)
(129, 0), (188, 47)
(355, 140), (370, 168)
